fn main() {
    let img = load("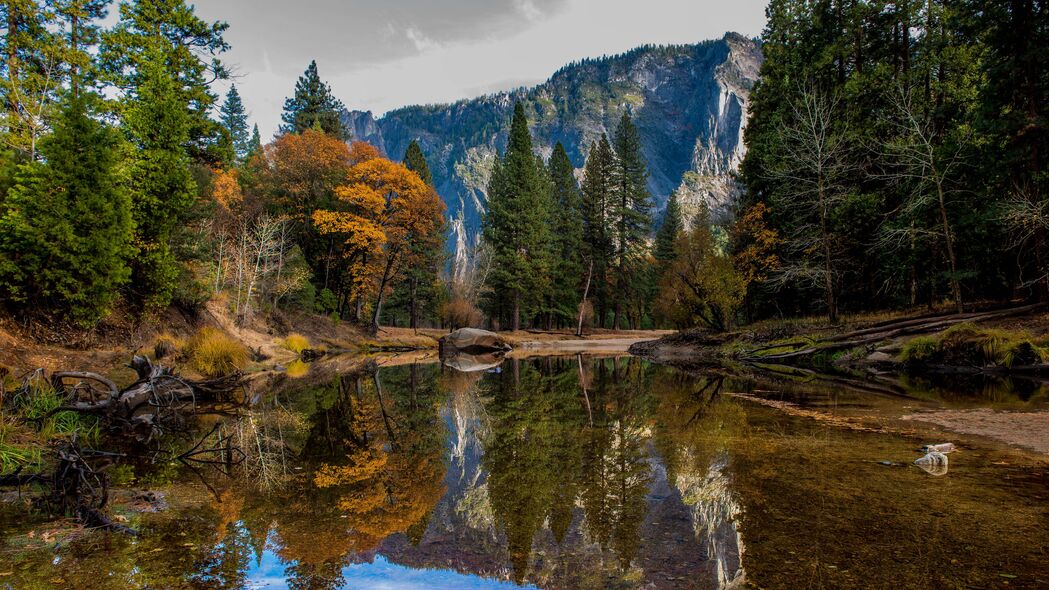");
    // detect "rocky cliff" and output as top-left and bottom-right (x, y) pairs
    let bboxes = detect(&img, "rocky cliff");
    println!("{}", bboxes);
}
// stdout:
(342, 32), (762, 270)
